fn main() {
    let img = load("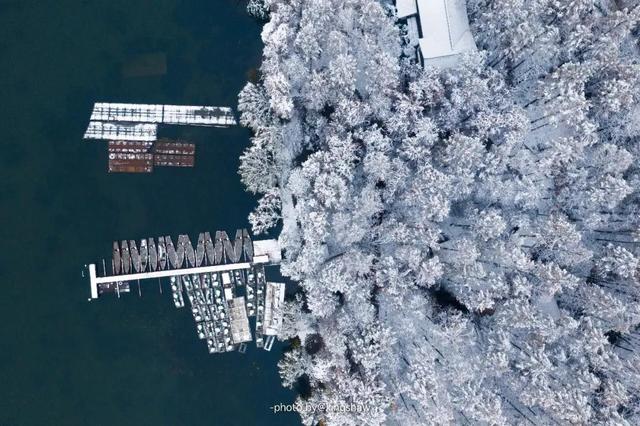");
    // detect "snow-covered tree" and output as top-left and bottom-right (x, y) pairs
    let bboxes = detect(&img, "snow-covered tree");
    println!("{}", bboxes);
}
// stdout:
(237, 0), (640, 423)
